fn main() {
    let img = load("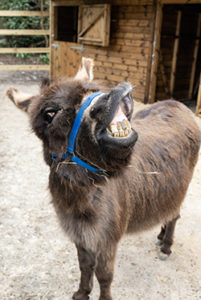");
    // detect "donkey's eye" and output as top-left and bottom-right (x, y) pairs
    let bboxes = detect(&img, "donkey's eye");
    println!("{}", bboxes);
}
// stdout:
(44, 109), (58, 123)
